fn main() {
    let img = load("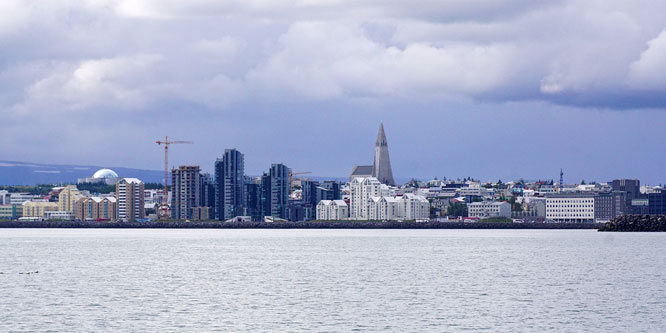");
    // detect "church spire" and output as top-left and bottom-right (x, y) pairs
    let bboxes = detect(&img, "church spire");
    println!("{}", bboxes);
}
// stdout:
(372, 122), (396, 186)
(376, 122), (388, 147)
